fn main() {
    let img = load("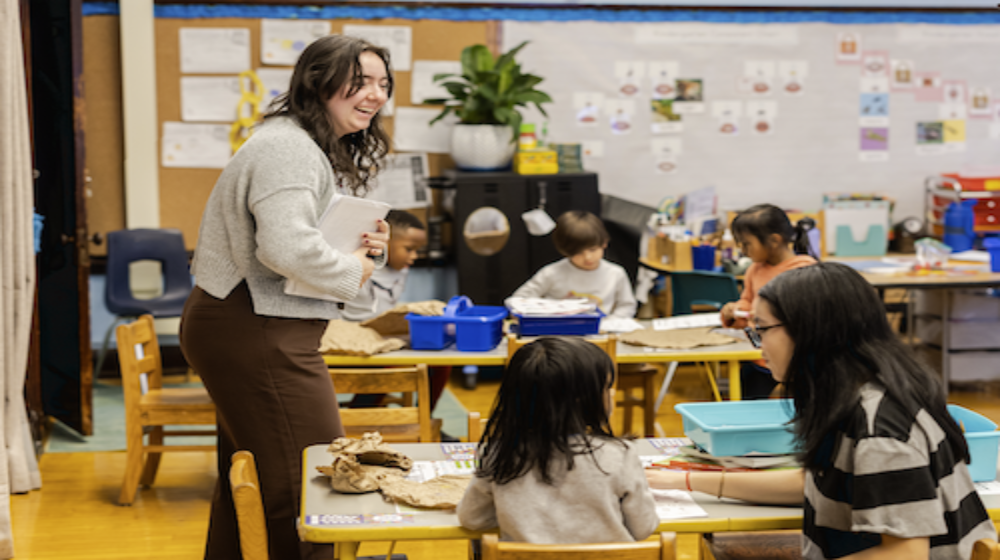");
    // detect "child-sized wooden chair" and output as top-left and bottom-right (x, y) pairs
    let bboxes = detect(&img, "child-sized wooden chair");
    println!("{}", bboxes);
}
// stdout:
(505, 333), (656, 436)
(117, 314), (216, 506)
(482, 532), (676, 559)
(973, 538), (1000, 560)
(229, 450), (268, 560)
(330, 365), (441, 442)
